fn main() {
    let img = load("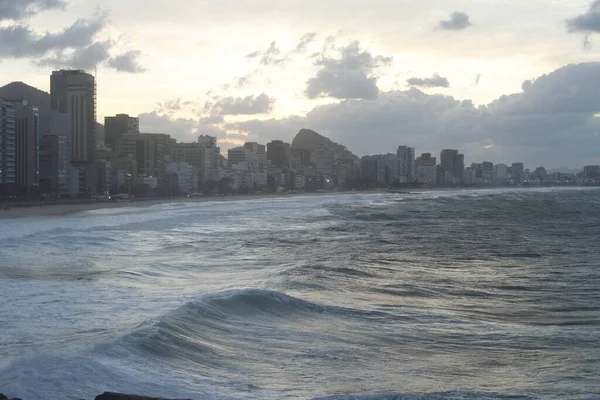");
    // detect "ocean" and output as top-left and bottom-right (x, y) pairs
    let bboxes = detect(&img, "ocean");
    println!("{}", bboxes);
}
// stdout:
(1, 187), (599, 400)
